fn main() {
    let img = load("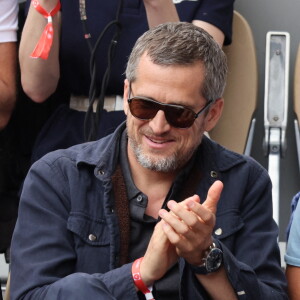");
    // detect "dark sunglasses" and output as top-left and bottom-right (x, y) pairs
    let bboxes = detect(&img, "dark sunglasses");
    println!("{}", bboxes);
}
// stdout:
(127, 94), (213, 129)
